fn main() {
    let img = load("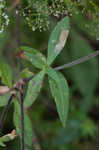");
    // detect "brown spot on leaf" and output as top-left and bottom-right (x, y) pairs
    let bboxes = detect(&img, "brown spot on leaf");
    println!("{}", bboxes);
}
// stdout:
(36, 53), (42, 58)
(32, 80), (35, 86)
(16, 51), (27, 59)
(55, 27), (69, 54)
